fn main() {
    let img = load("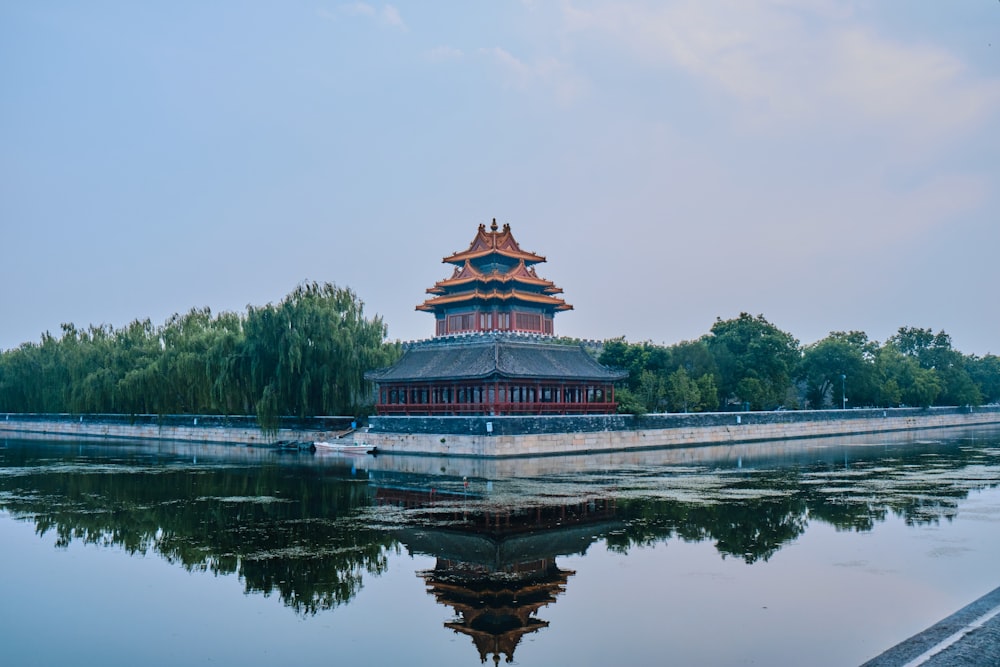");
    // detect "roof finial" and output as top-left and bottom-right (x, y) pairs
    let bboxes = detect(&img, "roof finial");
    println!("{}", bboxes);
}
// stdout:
(491, 218), (498, 232)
